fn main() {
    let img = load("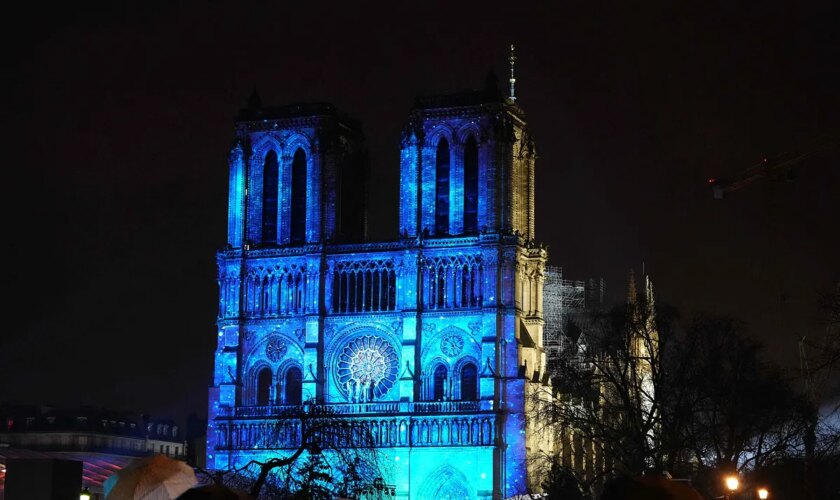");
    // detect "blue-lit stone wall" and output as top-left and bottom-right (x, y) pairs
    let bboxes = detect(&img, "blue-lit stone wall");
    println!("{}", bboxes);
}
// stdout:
(208, 99), (545, 499)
